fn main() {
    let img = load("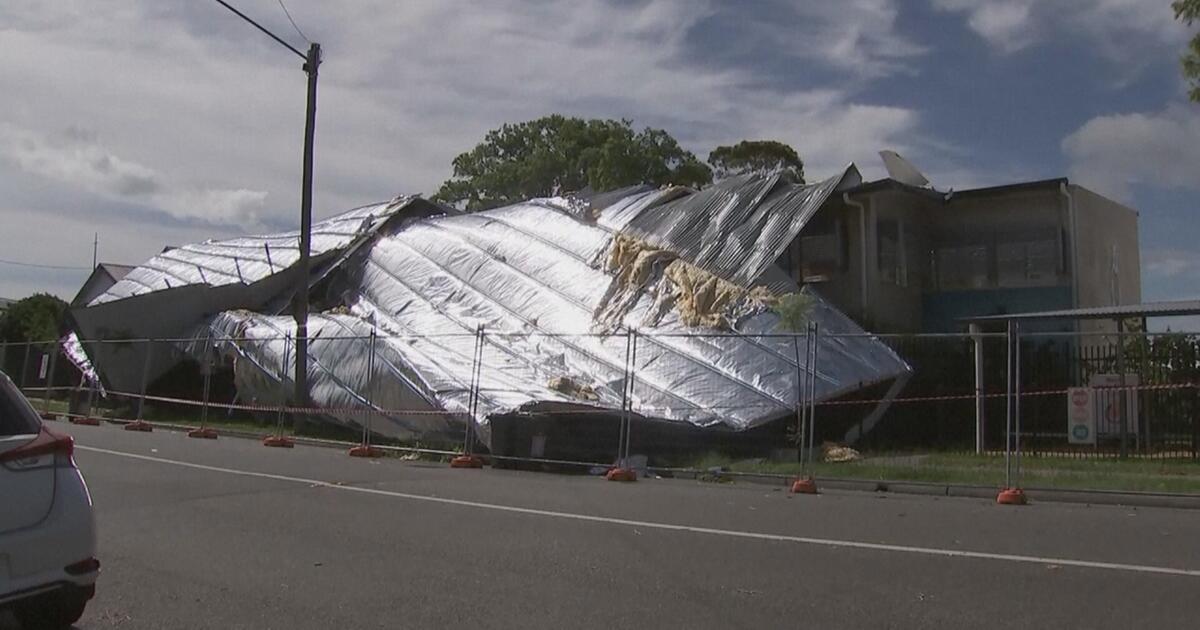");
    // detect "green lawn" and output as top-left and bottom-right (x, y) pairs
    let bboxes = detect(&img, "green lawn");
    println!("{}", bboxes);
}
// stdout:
(690, 452), (1200, 494)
